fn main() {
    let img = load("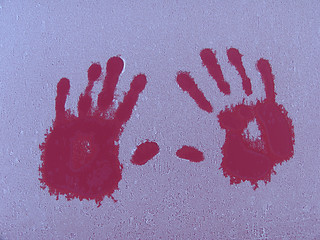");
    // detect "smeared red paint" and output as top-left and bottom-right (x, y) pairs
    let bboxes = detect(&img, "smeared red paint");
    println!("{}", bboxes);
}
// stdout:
(176, 71), (213, 113)
(176, 146), (204, 163)
(131, 141), (160, 165)
(218, 58), (294, 188)
(227, 48), (252, 96)
(200, 48), (231, 95)
(39, 56), (151, 206)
